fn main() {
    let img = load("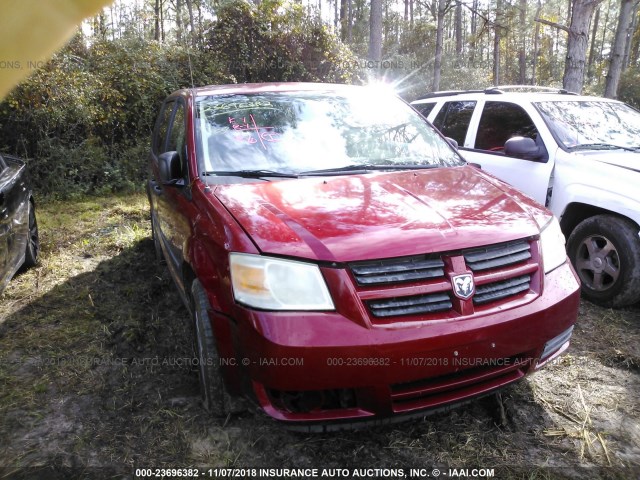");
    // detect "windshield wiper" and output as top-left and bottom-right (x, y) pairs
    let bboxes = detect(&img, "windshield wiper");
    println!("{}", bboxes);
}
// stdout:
(301, 164), (441, 176)
(568, 143), (638, 152)
(202, 169), (299, 179)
